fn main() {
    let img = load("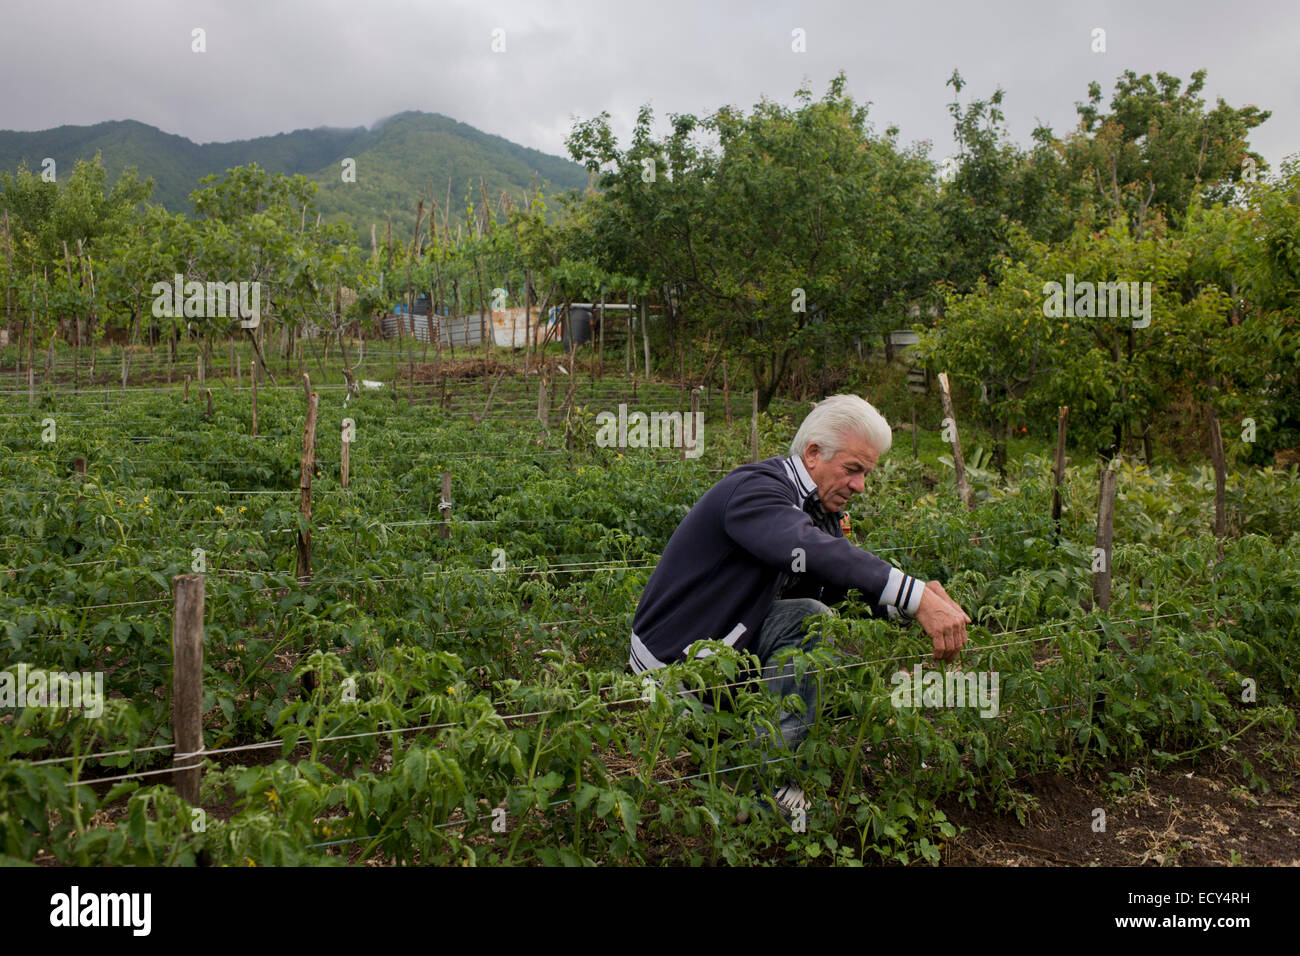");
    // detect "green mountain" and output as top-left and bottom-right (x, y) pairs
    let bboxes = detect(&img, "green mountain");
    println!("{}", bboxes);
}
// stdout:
(0, 112), (590, 241)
